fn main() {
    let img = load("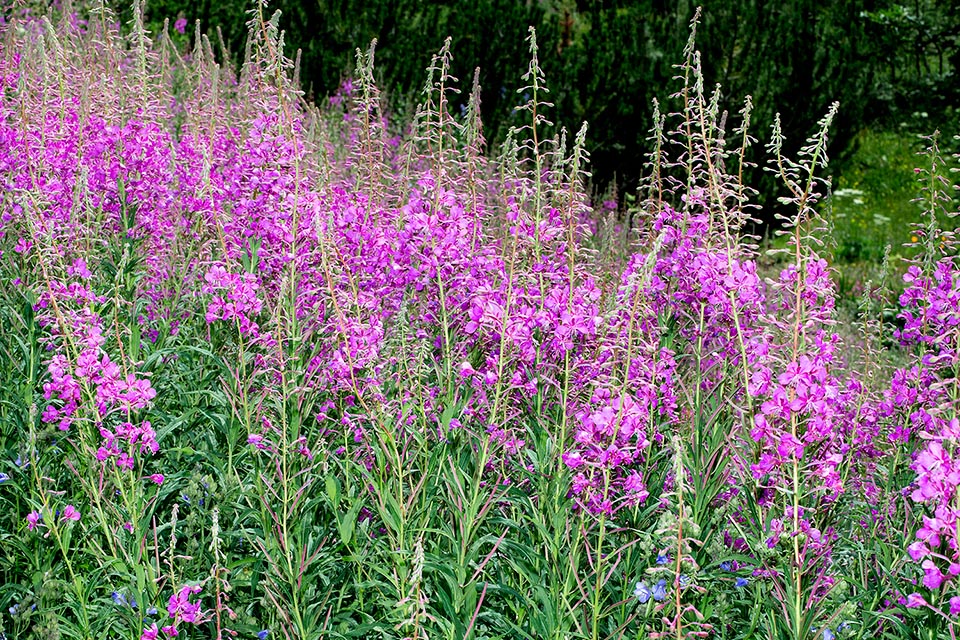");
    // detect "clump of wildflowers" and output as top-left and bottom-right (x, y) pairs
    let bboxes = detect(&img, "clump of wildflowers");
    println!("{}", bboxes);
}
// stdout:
(3, 5), (960, 640)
